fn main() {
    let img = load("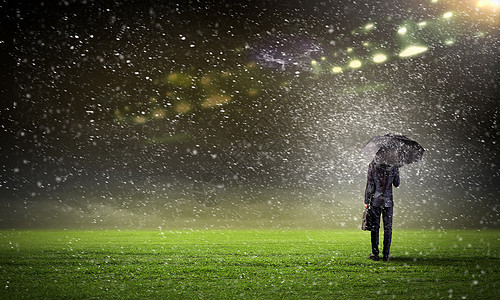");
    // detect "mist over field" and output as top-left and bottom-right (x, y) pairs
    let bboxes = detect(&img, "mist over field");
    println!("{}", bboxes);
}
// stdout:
(1, 170), (497, 230)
